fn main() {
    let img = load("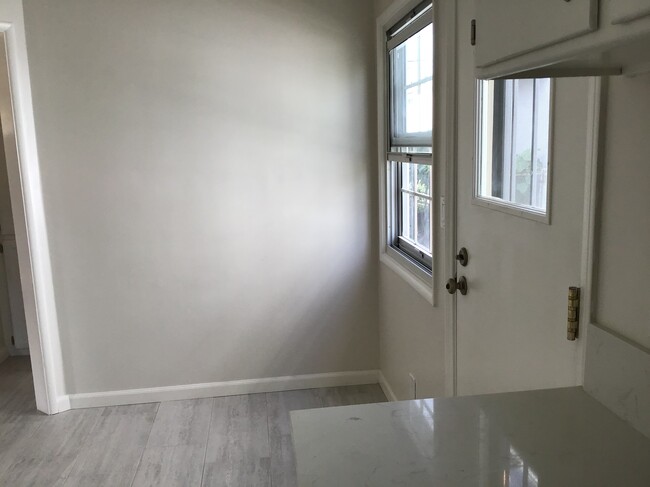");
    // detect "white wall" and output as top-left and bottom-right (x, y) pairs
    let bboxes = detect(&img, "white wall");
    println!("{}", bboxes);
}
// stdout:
(595, 74), (650, 350)
(23, 0), (379, 394)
